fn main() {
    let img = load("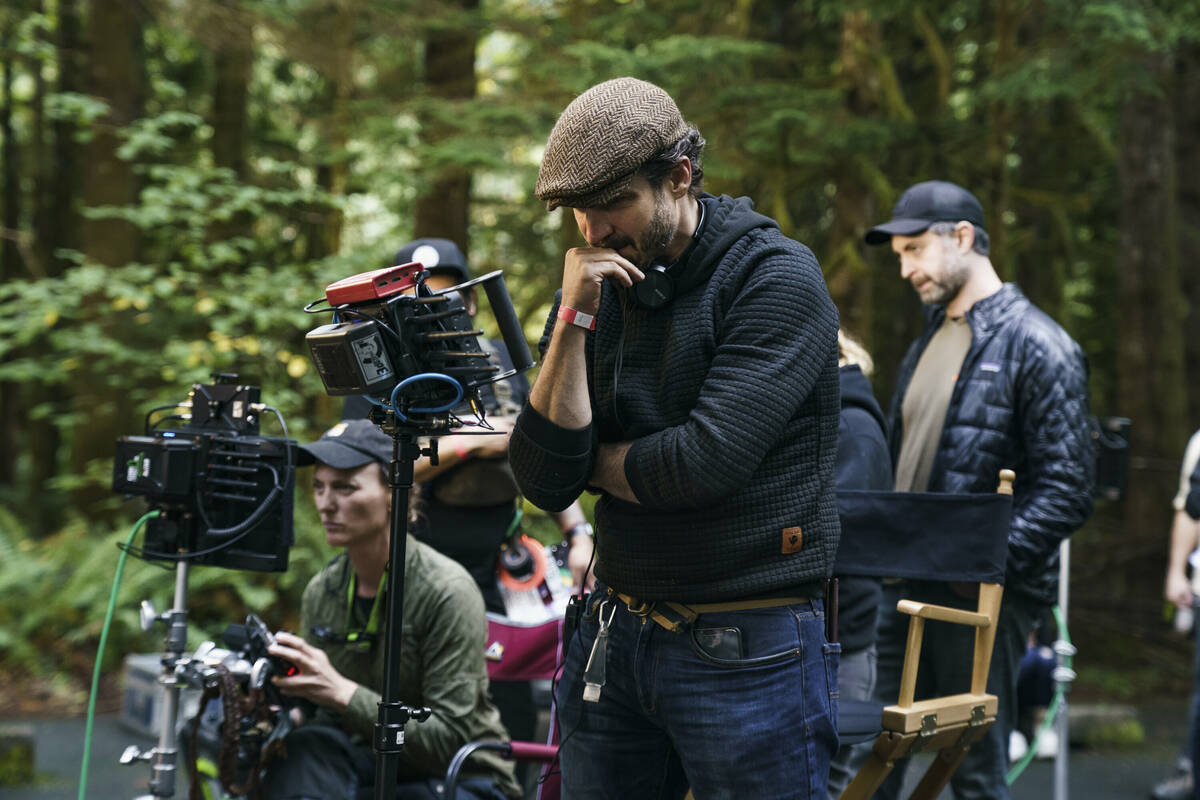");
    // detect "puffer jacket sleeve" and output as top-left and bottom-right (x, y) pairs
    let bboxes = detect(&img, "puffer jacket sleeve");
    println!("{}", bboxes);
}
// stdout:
(1006, 327), (1095, 581)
